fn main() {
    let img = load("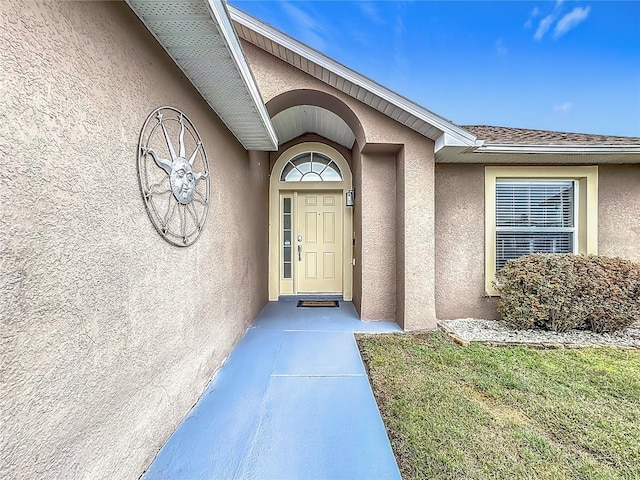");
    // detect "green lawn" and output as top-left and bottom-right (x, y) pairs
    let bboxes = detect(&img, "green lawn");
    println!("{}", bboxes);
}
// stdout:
(357, 331), (640, 480)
